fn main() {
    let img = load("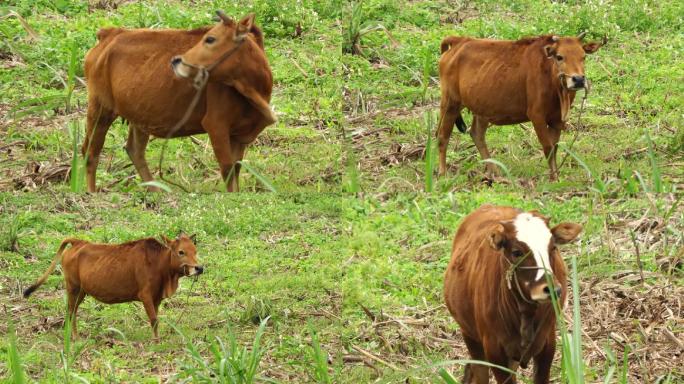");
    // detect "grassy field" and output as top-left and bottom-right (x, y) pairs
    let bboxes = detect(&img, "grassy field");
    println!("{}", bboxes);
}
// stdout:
(1, 0), (683, 383)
